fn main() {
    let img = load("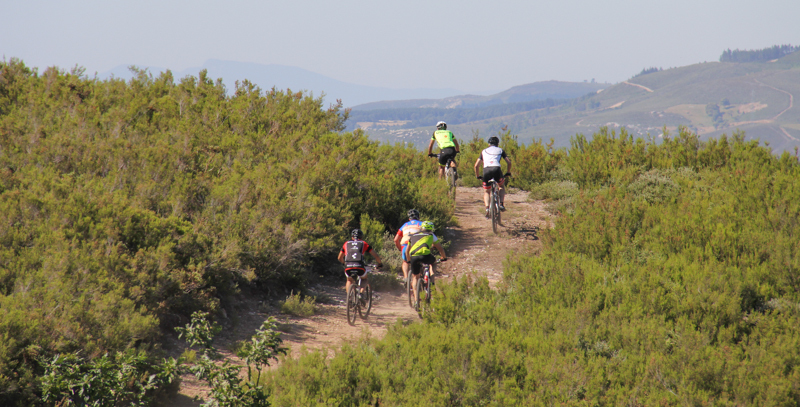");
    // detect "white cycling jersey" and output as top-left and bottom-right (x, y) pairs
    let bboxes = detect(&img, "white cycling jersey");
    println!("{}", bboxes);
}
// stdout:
(481, 146), (506, 168)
